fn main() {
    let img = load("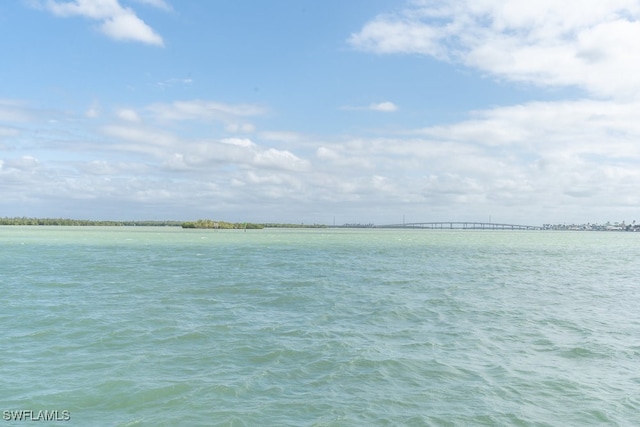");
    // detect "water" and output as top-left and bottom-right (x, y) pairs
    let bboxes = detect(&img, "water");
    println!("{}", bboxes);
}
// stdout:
(1, 227), (639, 426)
